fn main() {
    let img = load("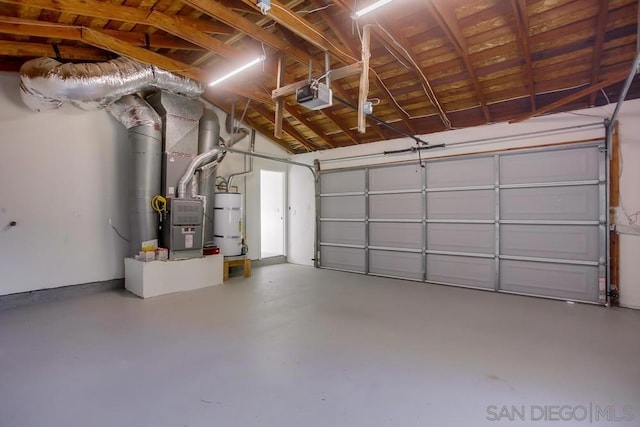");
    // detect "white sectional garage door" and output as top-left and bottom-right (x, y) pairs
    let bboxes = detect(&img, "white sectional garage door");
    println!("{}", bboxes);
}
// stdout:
(318, 143), (608, 304)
